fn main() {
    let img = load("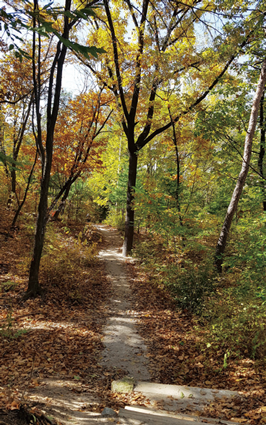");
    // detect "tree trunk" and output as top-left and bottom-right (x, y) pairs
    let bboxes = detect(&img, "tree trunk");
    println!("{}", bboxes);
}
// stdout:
(24, 0), (70, 299)
(27, 165), (51, 297)
(7, 168), (19, 209)
(11, 151), (37, 230)
(51, 183), (71, 221)
(122, 149), (138, 256)
(0, 122), (9, 179)
(258, 90), (266, 211)
(169, 106), (183, 226)
(215, 58), (266, 272)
